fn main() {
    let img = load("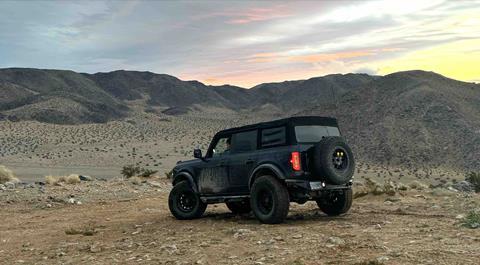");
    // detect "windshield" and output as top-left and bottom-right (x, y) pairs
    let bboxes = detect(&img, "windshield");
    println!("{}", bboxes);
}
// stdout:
(295, 125), (340, 142)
